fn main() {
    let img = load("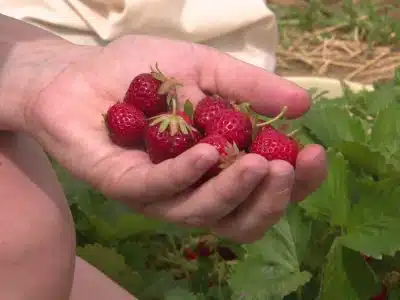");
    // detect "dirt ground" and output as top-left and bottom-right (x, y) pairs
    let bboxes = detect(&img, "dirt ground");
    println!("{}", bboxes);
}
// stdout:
(269, 0), (400, 84)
